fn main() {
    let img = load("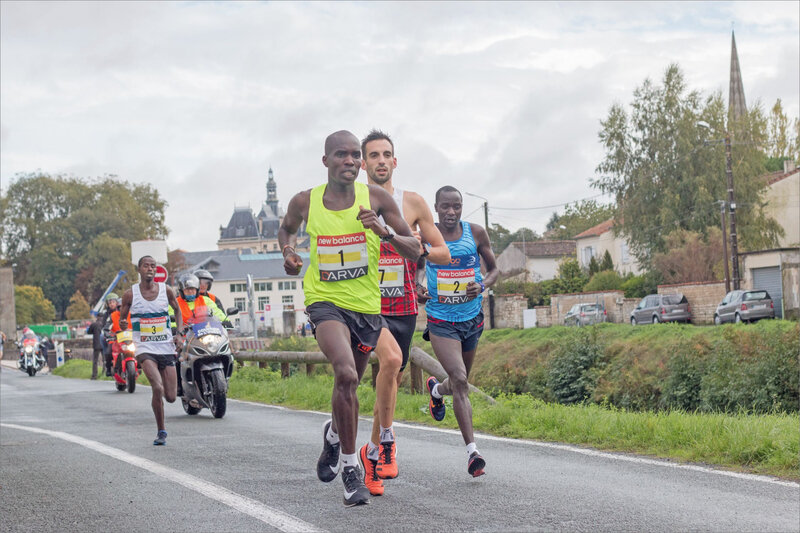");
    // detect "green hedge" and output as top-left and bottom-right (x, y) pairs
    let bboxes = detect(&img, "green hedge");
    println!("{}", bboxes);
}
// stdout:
(451, 320), (799, 414)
